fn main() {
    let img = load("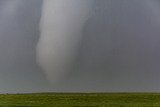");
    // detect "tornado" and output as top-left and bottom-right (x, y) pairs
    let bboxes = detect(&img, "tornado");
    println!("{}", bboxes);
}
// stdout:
(36, 0), (93, 83)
